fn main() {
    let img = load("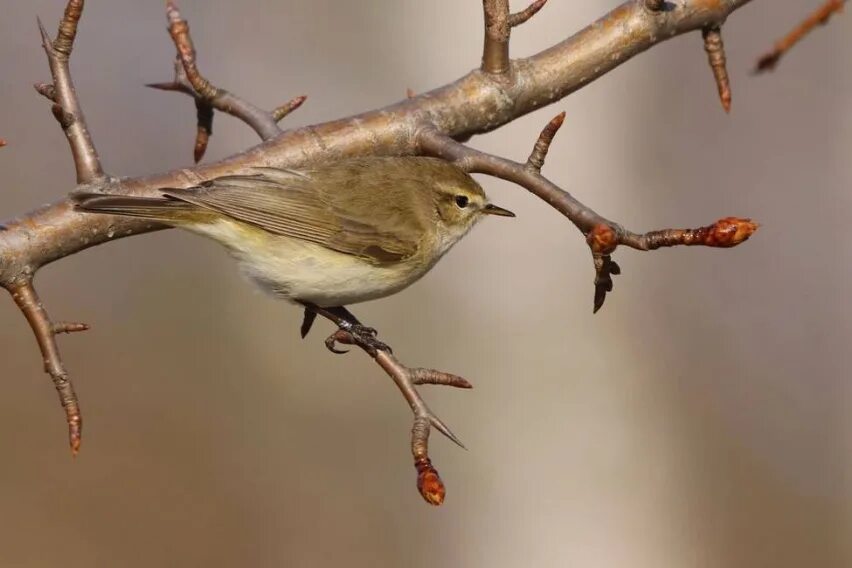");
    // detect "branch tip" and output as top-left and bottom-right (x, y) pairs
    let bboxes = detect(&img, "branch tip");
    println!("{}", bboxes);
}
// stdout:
(754, 0), (845, 73)
(410, 368), (473, 389)
(702, 26), (731, 113)
(160, 0), (284, 147)
(54, 0), (84, 58)
(415, 456), (446, 506)
(271, 95), (307, 122)
(37, 0), (103, 183)
(508, 0), (548, 27)
(638, 217), (759, 250)
(526, 111), (566, 172)
(36, 16), (53, 50)
(8, 282), (83, 456)
(53, 322), (90, 334)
